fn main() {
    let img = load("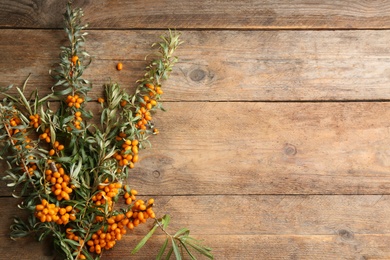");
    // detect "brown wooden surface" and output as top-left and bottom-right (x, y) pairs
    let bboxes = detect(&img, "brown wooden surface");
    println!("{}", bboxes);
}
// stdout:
(3, 29), (390, 101)
(2, 0), (390, 29)
(2, 0), (390, 259)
